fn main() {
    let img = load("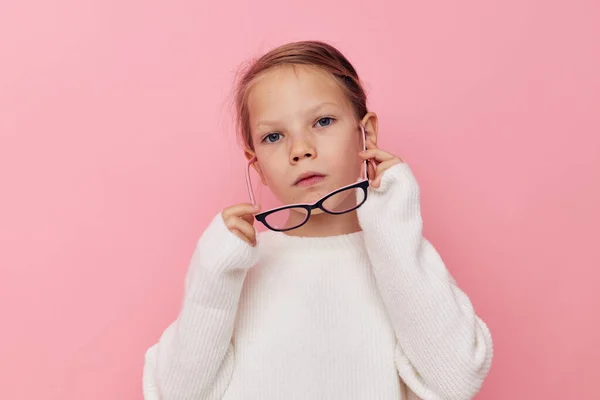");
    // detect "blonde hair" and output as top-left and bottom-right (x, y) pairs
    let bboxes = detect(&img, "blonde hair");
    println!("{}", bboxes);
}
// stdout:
(234, 40), (368, 150)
